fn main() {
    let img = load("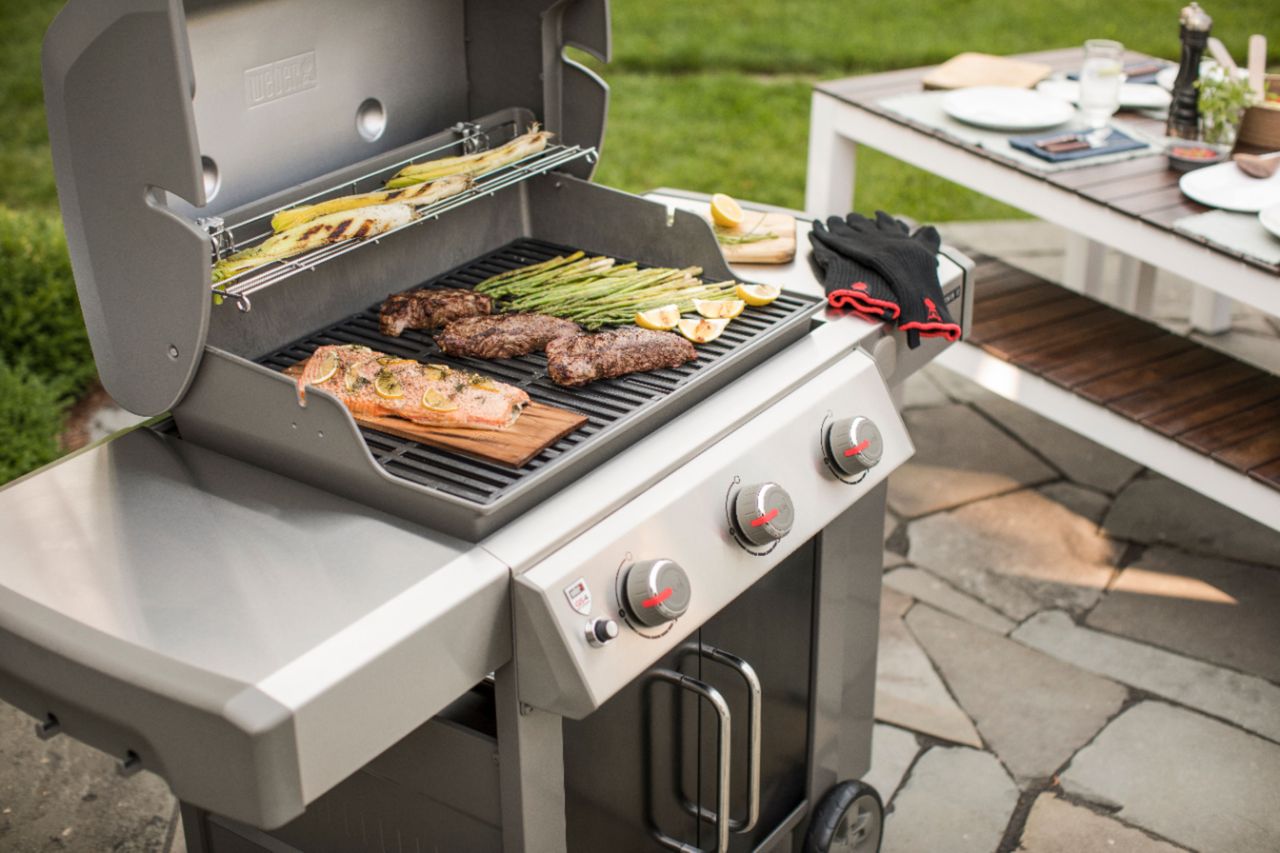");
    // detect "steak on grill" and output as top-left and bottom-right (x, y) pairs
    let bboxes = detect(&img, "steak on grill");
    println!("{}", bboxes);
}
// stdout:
(545, 327), (697, 387)
(435, 313), (581, 359)
(379, 288), (492, 337)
